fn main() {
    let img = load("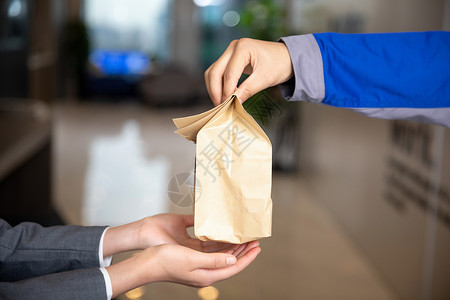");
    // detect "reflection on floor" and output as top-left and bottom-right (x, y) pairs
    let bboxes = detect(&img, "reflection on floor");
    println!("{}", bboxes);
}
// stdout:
(54, 101), (399, 300)
(83, 120), (170, 225)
